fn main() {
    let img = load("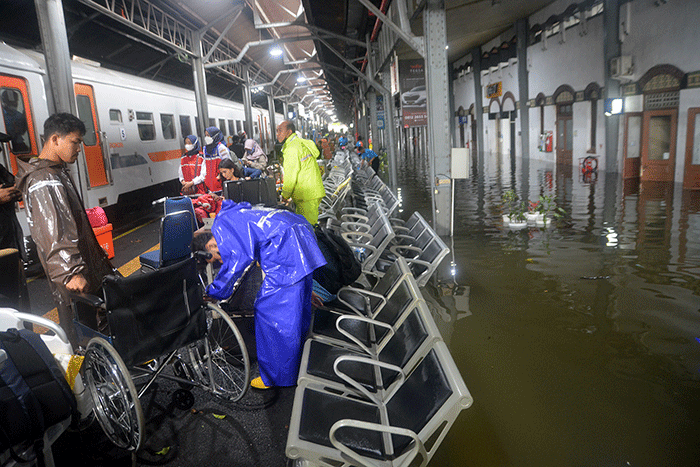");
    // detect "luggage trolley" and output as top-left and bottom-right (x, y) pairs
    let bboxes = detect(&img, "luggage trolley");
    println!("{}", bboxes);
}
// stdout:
(71, 257), (250, 451)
